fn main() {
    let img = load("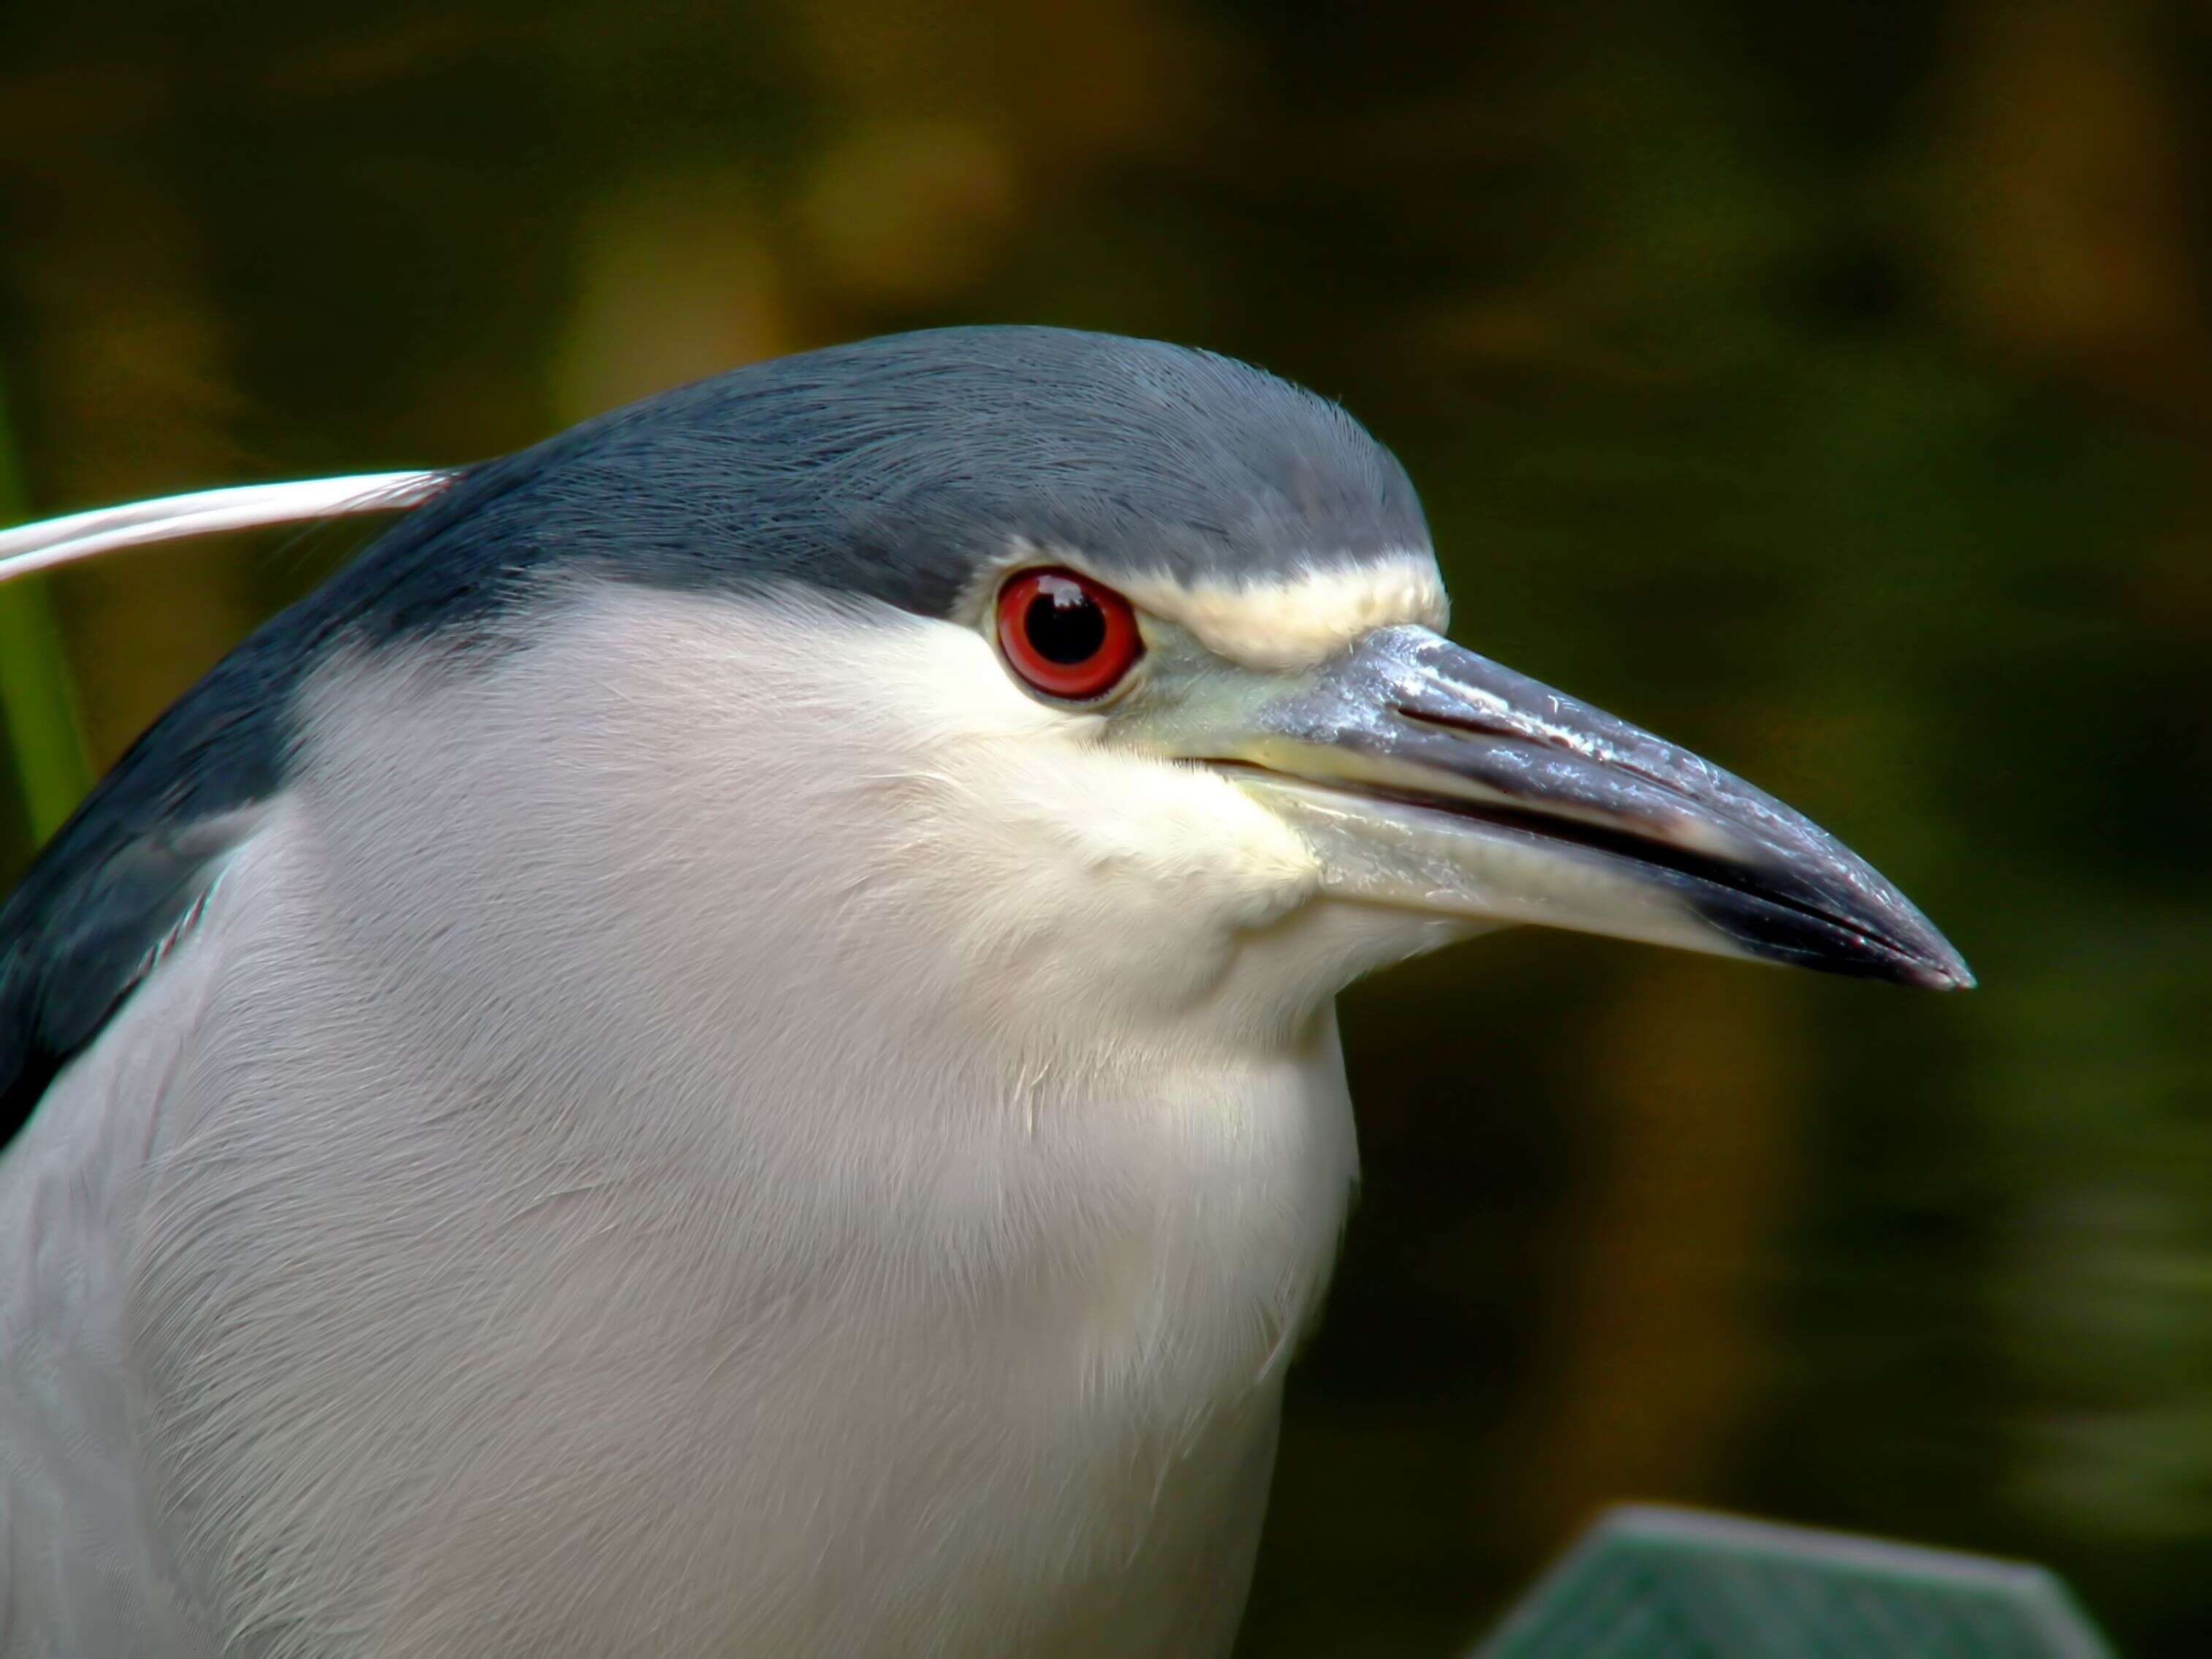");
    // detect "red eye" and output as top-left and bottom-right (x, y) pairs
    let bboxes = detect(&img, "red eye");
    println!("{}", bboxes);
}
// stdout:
(996, 569), (1143, 701)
